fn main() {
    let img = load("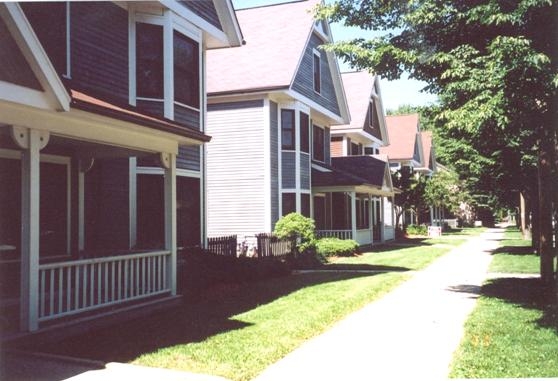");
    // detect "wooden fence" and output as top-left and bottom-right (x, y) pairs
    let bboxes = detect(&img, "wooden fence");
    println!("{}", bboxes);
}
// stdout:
(207, 235), (237, 257)
(256, 233), (294, 259)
